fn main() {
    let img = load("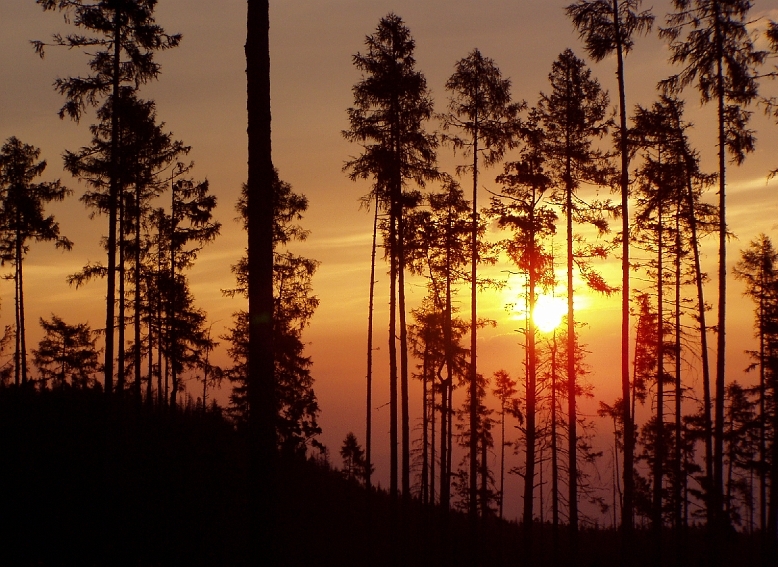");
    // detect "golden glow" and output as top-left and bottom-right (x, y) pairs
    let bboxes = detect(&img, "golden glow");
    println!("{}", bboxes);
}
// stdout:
(533, 294), (566, 333)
